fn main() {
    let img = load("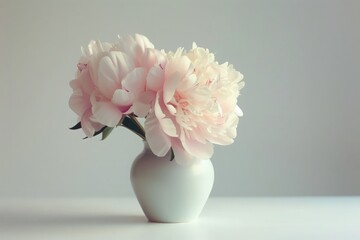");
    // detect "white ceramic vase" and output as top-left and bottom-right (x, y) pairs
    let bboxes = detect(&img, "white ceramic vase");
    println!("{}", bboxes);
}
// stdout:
(131, 142), (214, 223)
